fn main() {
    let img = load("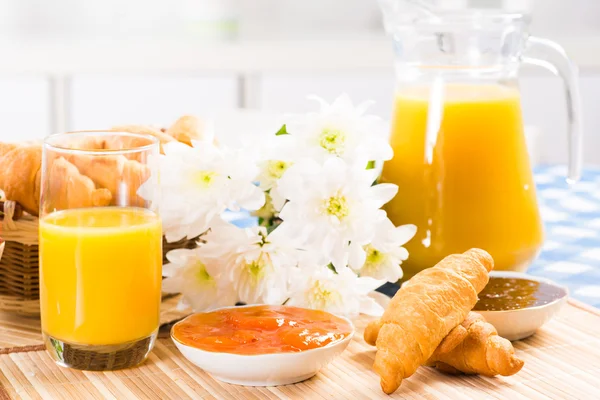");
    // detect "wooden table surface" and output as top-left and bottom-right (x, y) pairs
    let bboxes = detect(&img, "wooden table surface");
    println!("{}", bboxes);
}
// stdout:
(1, 299), (599, 400)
